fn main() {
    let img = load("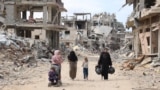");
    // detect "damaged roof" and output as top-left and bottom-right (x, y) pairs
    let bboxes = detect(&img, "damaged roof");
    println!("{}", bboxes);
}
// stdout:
(126, 0), (134, 5)
(122, 0), (133, 8)
(93, 26), (112, 36)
